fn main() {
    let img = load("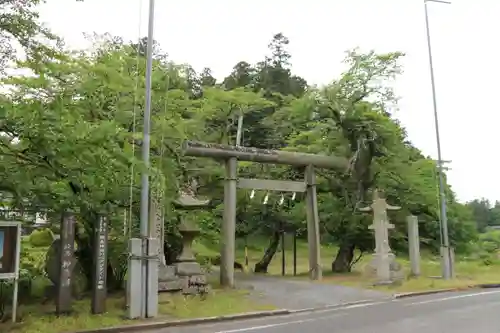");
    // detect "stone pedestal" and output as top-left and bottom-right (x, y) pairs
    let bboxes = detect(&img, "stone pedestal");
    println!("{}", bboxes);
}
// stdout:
(365, 252), (404, 284)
